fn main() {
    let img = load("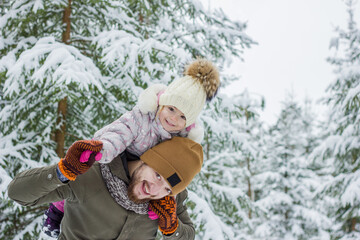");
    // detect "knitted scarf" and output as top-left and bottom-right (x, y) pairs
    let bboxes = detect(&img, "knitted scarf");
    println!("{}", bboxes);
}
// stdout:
(100, 163), (148, 215)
